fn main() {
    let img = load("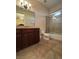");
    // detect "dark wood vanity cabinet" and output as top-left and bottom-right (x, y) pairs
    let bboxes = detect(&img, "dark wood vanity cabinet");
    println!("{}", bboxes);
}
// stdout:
(16, 28), (40, 52)
(16, 29), (22, 52)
